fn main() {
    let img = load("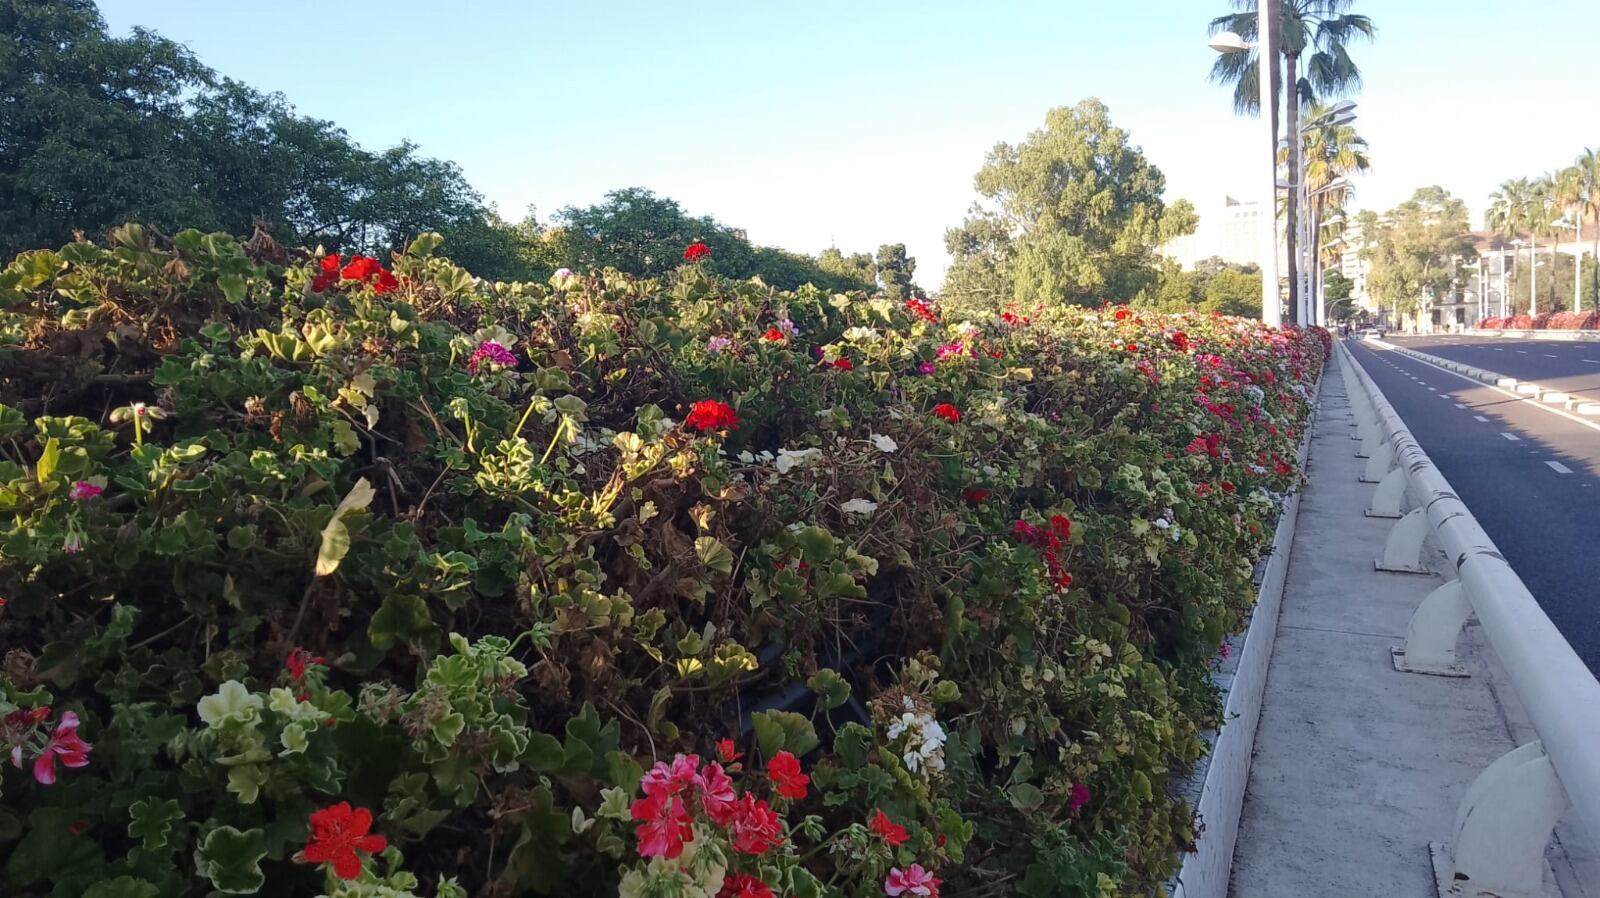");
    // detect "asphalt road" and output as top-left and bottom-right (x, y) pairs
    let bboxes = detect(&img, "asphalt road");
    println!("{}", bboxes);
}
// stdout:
(1345, 339), (1600, 674)
(1388, 334), (1600, 401)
